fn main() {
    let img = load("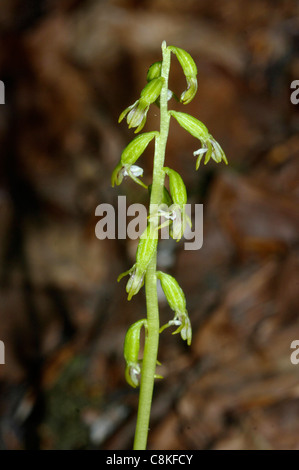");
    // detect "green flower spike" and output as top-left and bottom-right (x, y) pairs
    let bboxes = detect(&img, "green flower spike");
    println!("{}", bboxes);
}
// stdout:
(119, 77), (164, 133)
(157, 271), (192, 346)
(168, 46), (198, 104)
(112, 40), (227, 450)
(118, 224), (158, 300)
